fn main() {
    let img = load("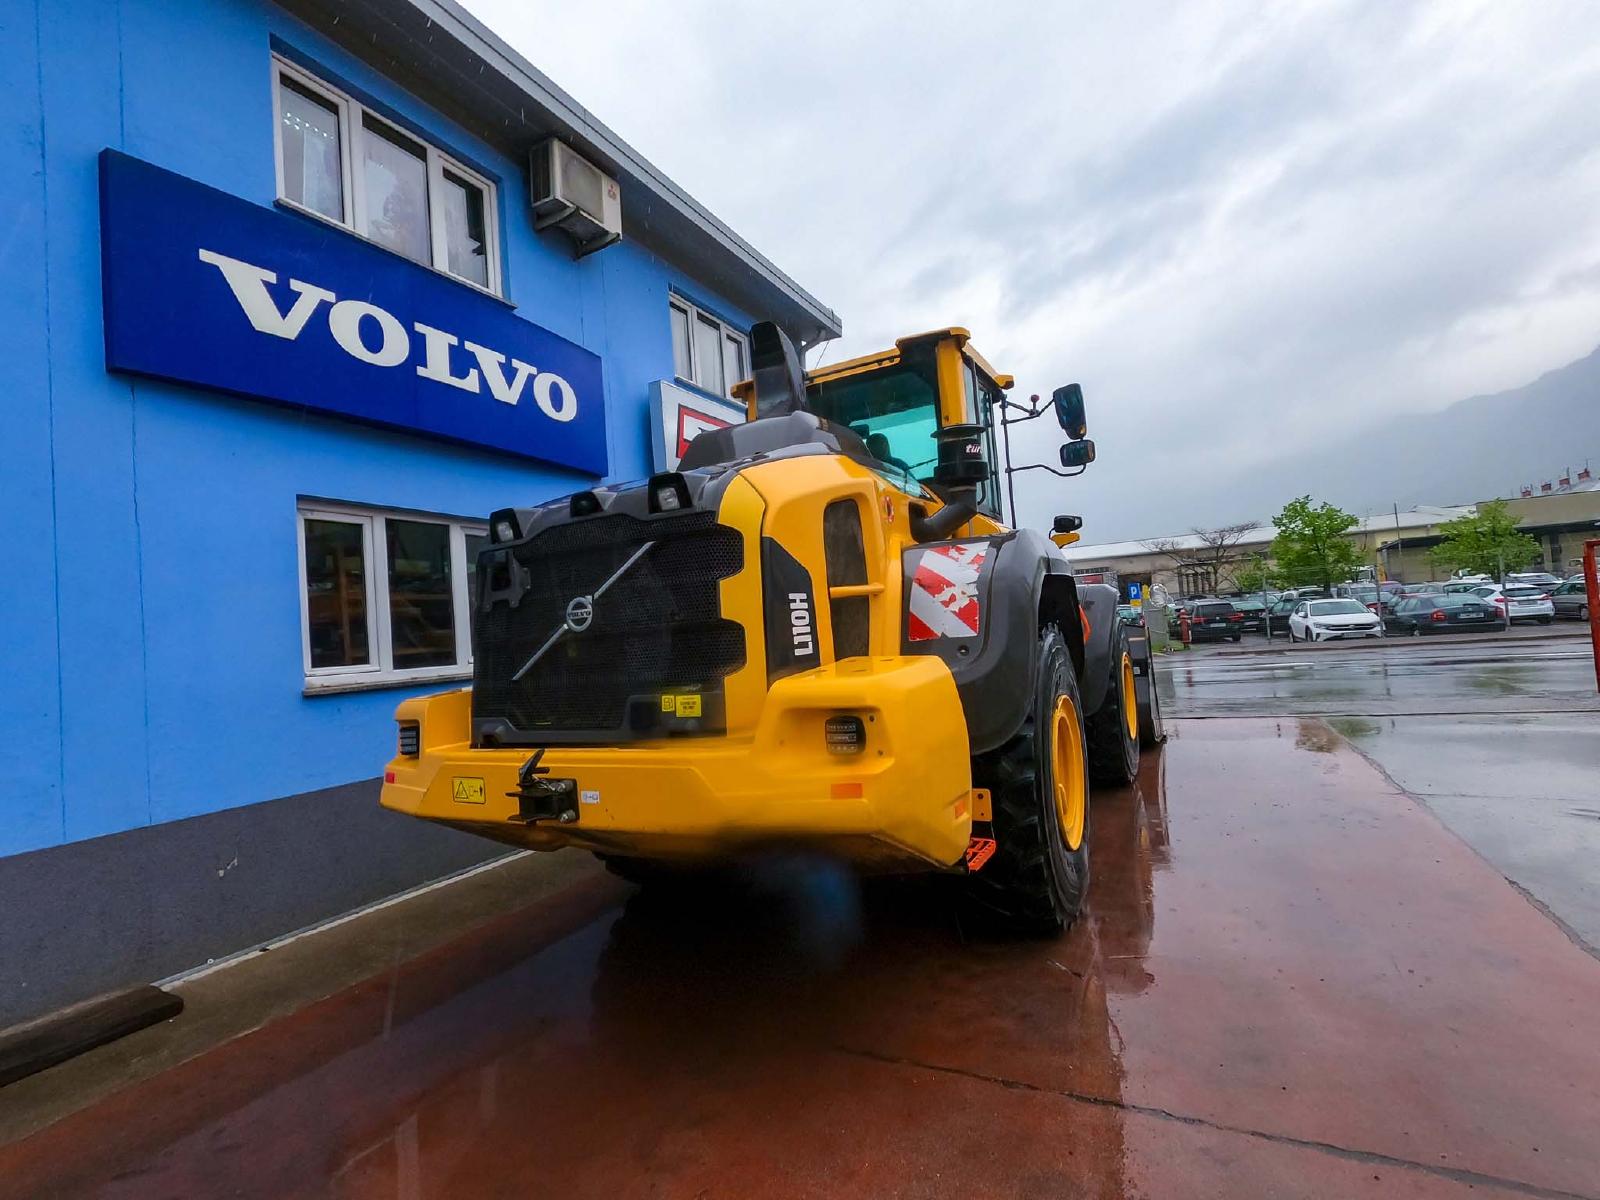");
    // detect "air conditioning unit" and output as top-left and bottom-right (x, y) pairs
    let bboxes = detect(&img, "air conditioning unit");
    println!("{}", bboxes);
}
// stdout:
(530, 139), (622, 257)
